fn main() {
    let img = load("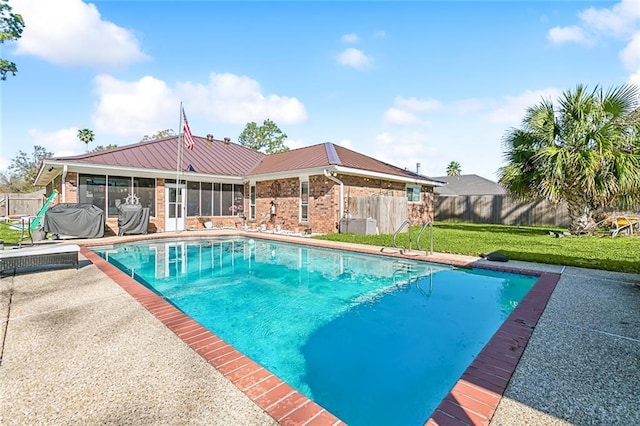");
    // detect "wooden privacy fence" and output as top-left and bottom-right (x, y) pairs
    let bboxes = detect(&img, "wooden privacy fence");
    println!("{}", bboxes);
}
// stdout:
(347, 195), (407, 234)
(435, 195), (570, 227)
(0, 190), (46, 217)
